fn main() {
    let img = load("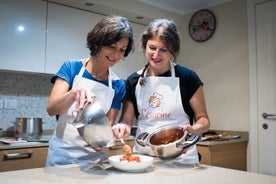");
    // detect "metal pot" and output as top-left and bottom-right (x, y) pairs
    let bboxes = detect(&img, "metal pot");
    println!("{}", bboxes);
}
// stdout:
(14, 117), (43, 139)
(136, 126), (199, 159)
(71, 101), (115, 148)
